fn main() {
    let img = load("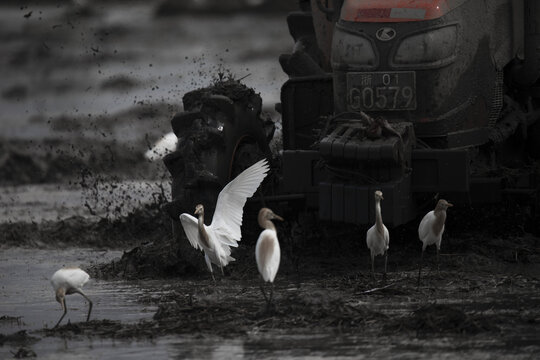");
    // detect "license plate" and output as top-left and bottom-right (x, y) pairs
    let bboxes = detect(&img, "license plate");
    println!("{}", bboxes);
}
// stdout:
(346, 71), (416, 111)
